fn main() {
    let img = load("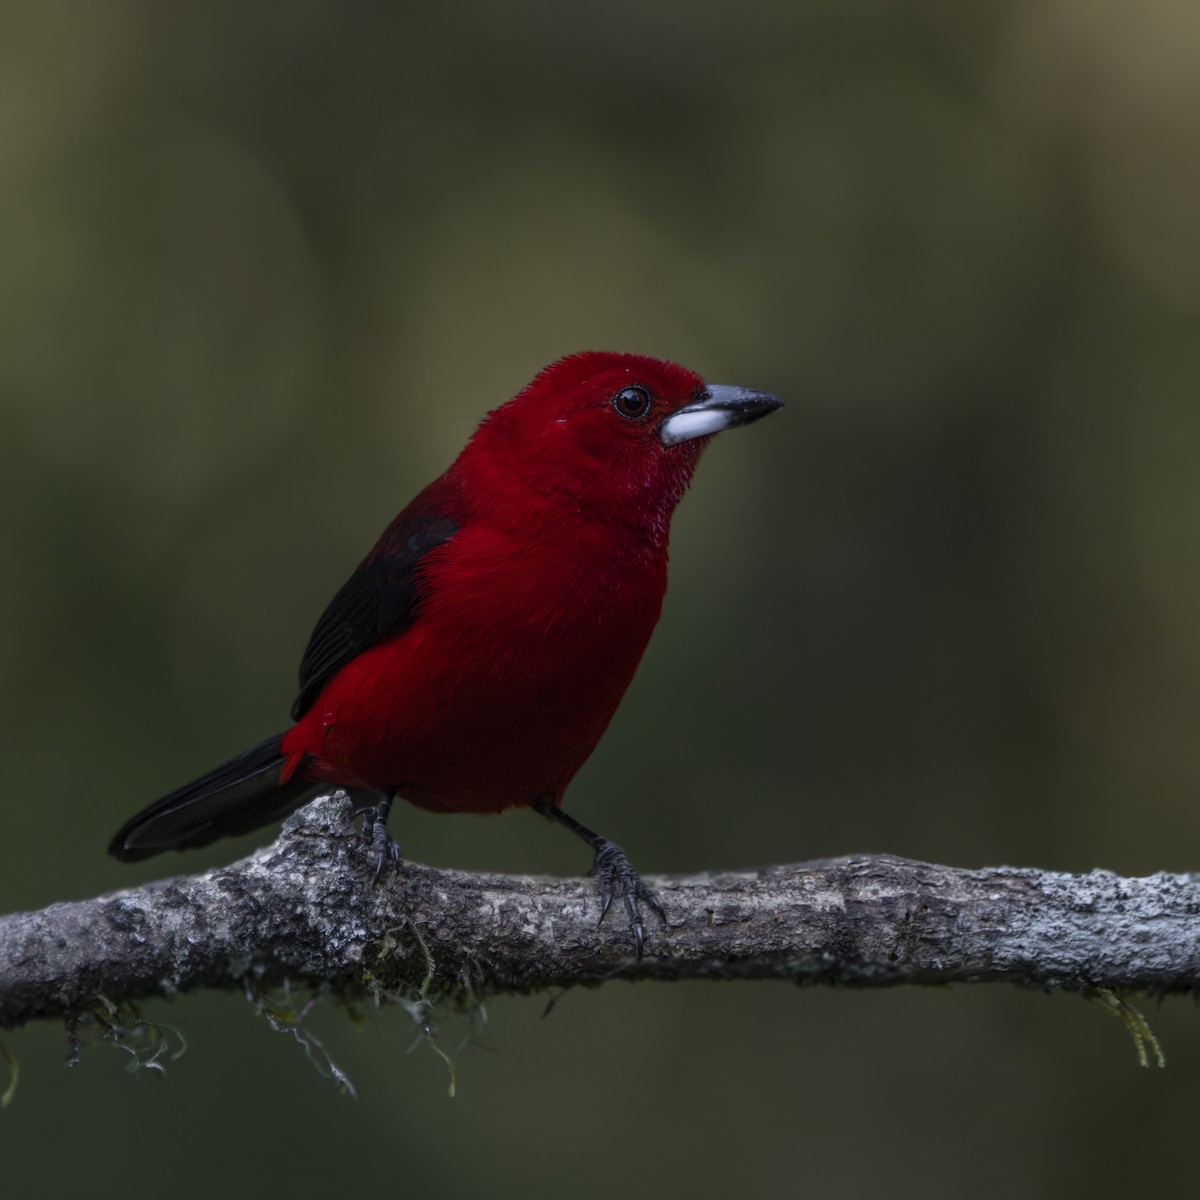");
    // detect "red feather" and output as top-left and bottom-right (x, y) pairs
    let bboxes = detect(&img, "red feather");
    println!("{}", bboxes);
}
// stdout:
(109, 350), (779, 951)
(283, 354), (704, 812)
